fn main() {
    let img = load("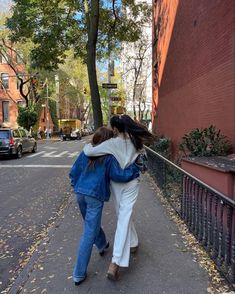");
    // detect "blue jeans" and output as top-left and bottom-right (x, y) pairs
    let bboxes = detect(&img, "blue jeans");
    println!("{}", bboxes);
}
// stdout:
(73, 194), (107, 282)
